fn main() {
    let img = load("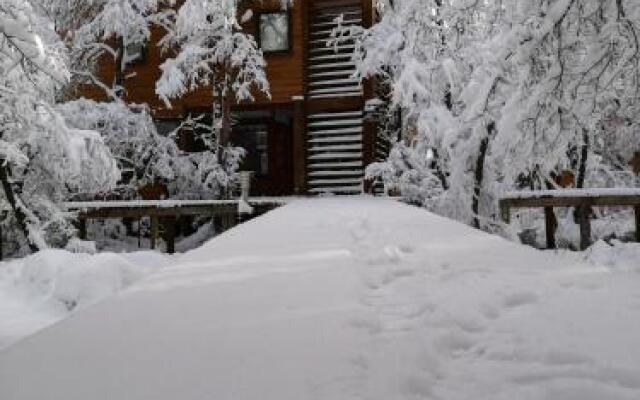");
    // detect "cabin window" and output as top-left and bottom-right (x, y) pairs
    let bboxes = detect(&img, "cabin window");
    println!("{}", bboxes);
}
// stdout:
(235, 125), (269, 176)
(126, 40), (146, 63)
(259, 12), (289, 53)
